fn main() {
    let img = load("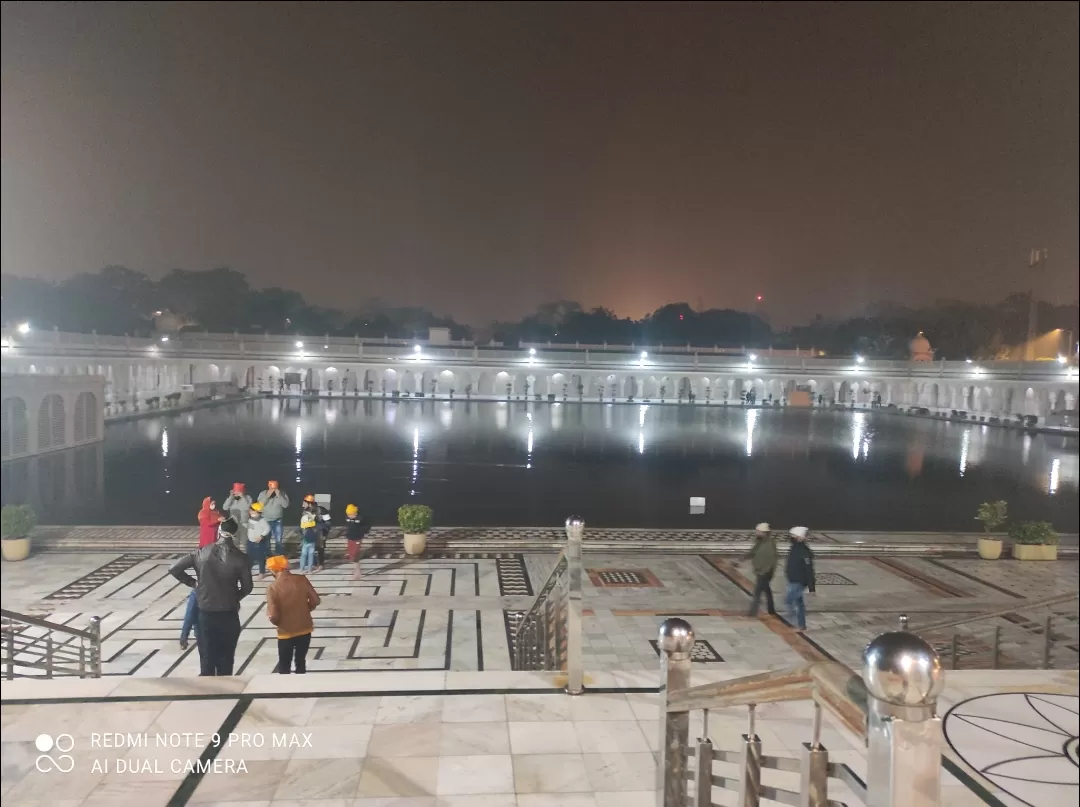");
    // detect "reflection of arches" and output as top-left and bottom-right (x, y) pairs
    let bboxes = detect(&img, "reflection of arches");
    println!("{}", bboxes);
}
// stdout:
(73, 391), (98, 442)
(1, 396), (29, 459)
(37, 393), (66, 451)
